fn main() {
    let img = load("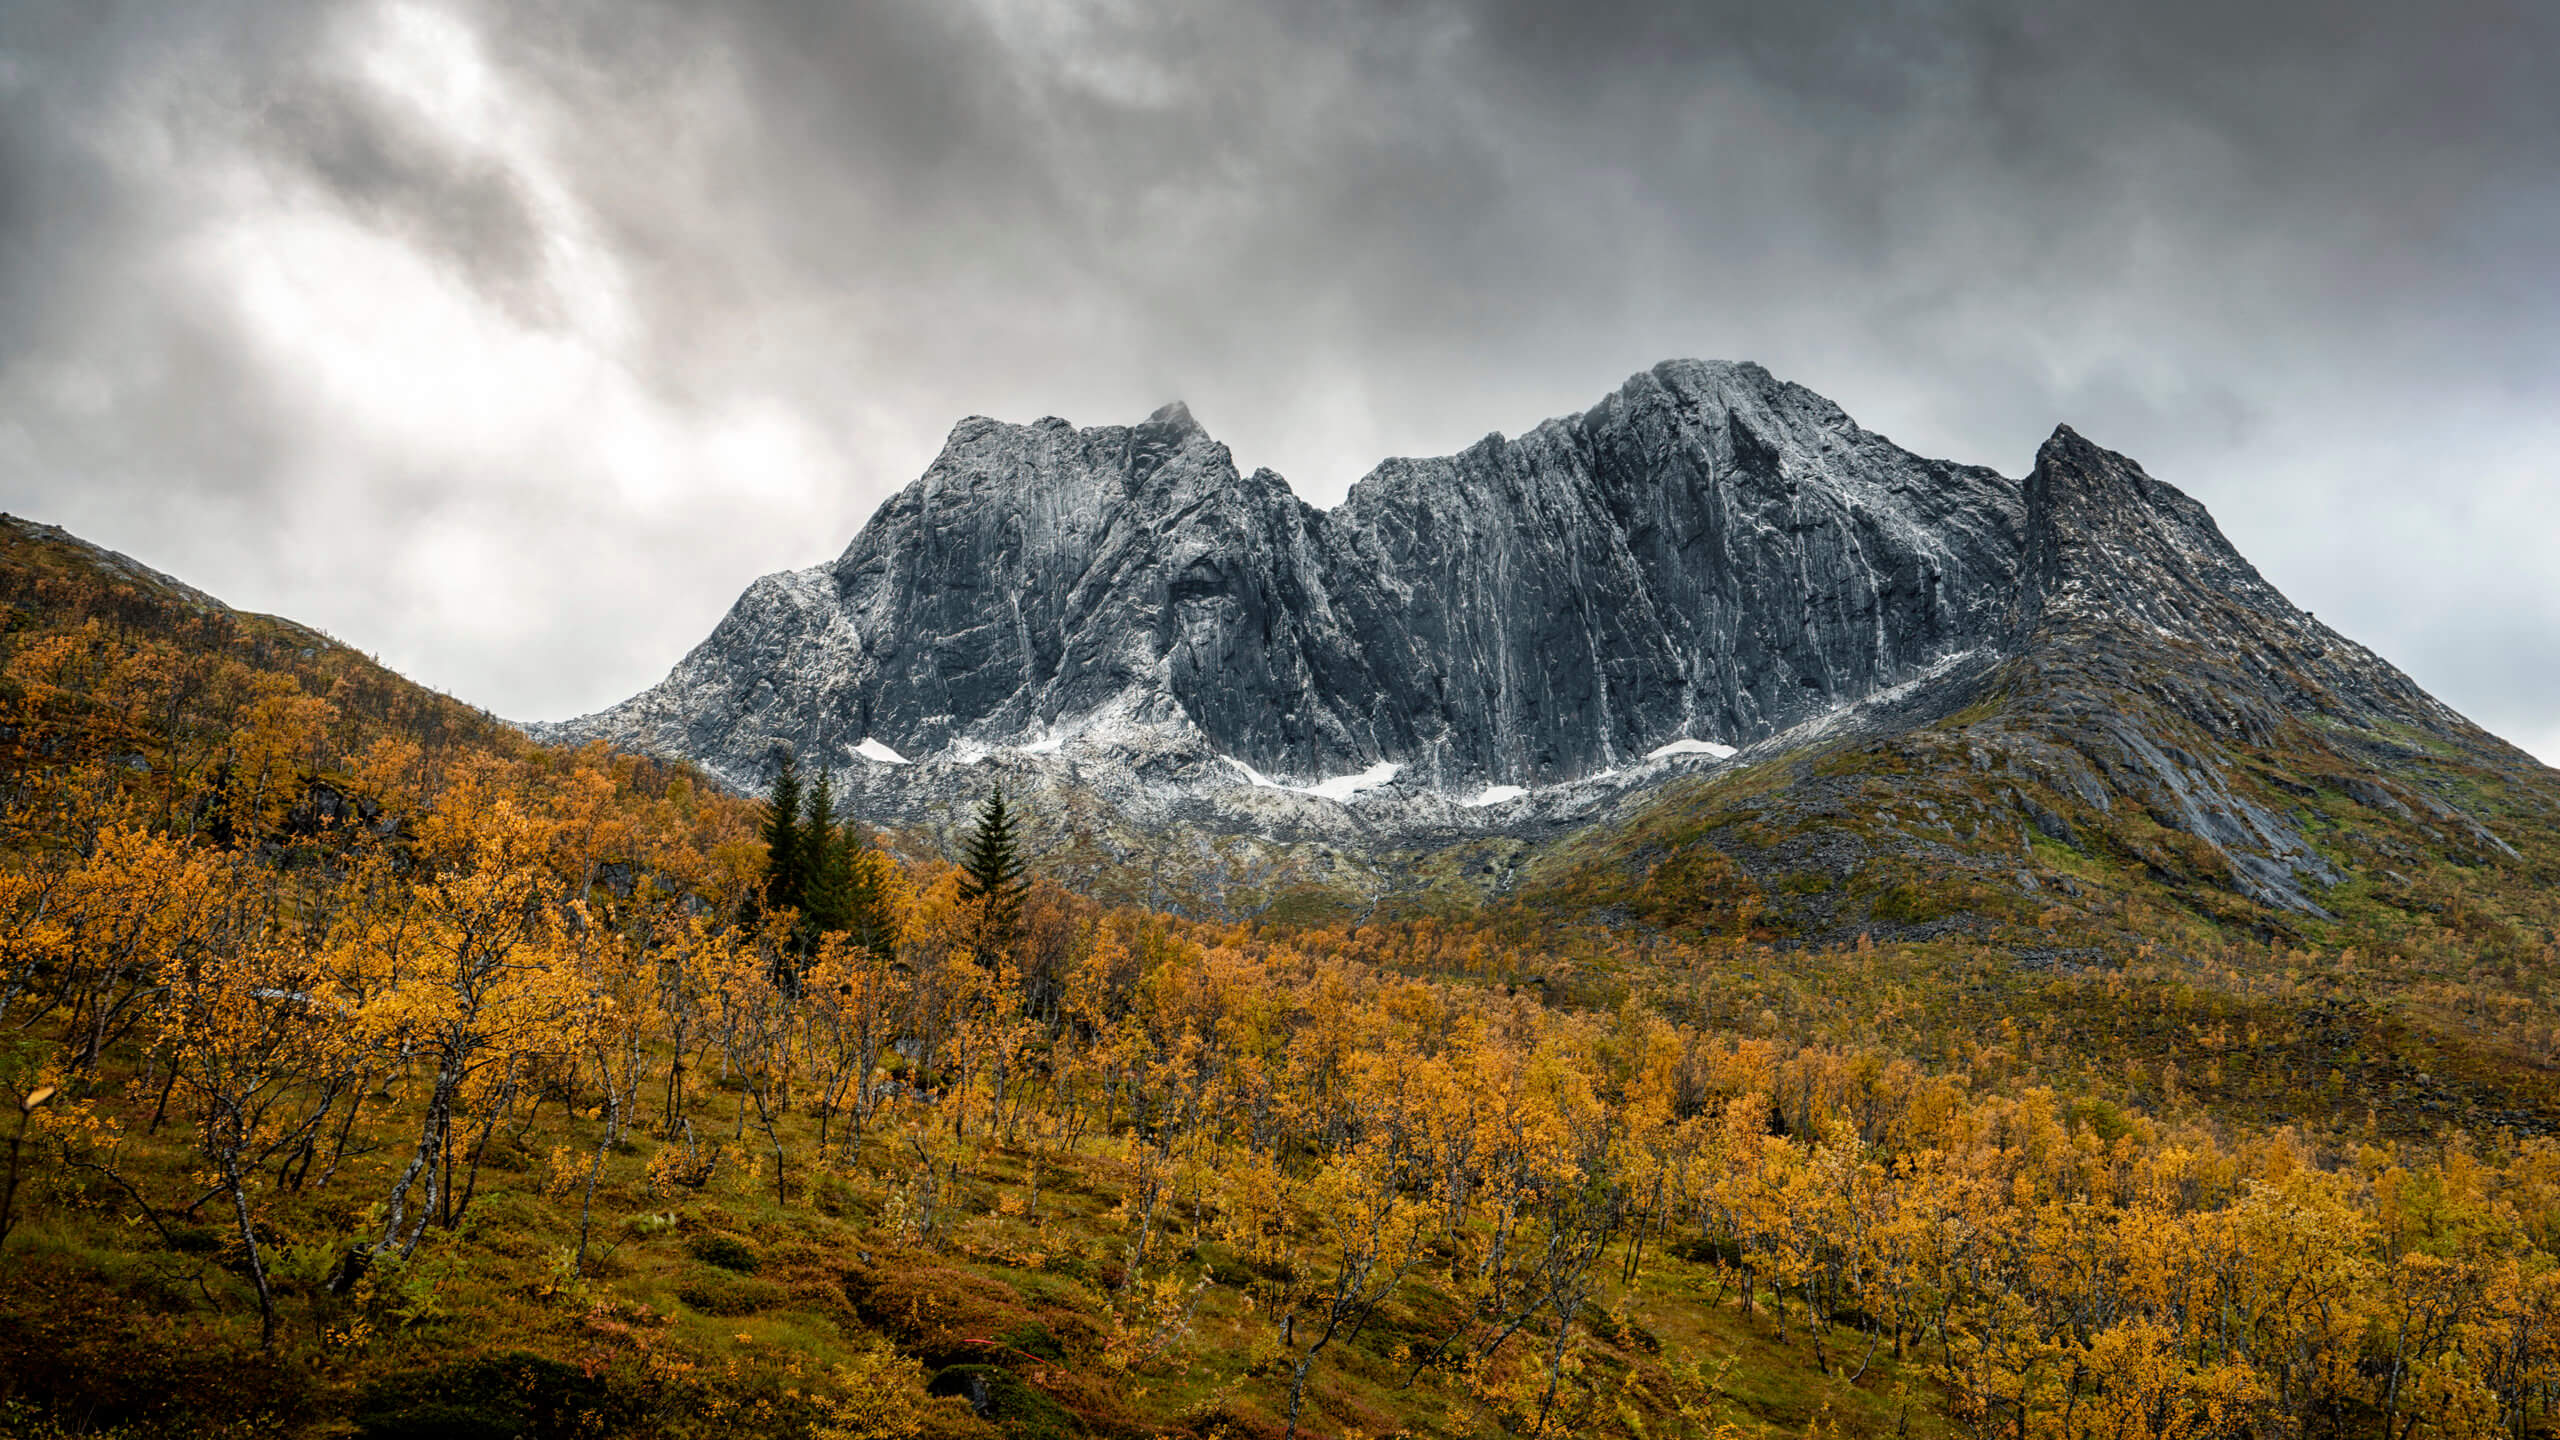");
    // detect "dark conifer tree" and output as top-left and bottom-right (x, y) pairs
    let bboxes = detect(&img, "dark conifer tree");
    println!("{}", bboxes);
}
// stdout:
(839, 816), (898, 963)
(760, 750), (805, 917)
(956, 783), (1027, 956)
(799, 767), (852, 944)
